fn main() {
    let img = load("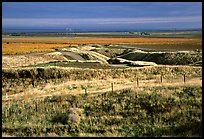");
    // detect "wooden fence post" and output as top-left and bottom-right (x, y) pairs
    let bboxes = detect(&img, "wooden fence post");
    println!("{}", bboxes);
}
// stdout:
(40, 100), (45, 111)
(35, 101), (38, 112)
(161, 74), (163, 83)
(85, 88), (87, 95)
(102, 93), (104, 108)
(111, 83), (114, 93)
(7, 96), (11, 118)
(183, 74), (186, 83)
(137, 77), (139, 87)
(159, 112), (162, 123)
